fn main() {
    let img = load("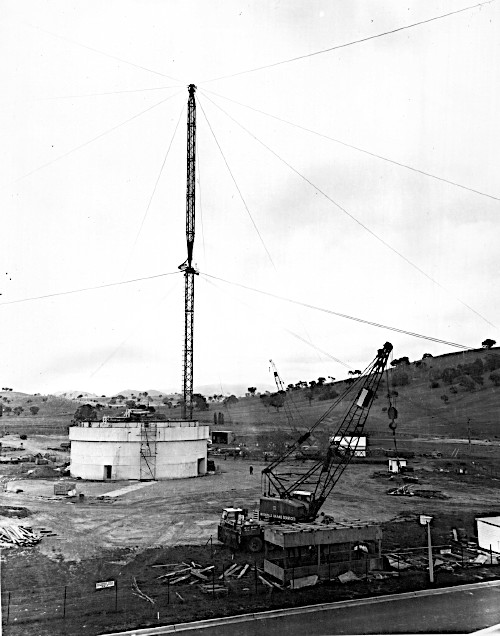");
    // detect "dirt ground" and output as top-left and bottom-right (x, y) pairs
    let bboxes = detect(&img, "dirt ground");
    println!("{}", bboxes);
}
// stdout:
(1, 433), (500, 635)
